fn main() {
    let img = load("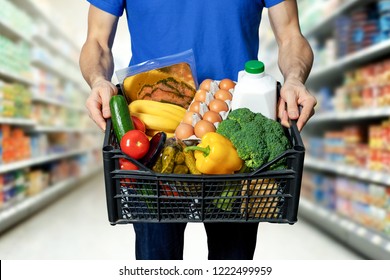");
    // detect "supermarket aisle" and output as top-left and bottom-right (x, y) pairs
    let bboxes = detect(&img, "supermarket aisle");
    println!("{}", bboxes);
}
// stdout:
(0, 172), (363, 260)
